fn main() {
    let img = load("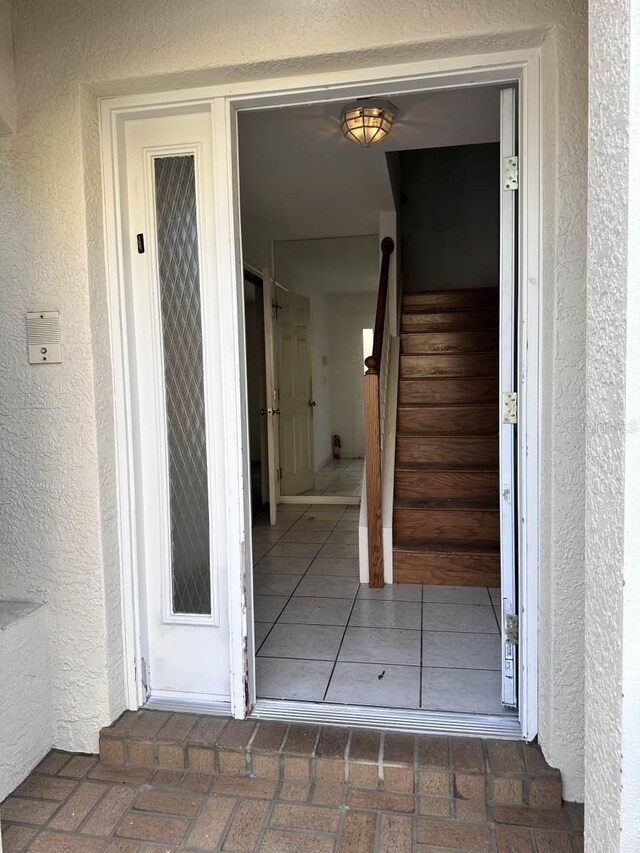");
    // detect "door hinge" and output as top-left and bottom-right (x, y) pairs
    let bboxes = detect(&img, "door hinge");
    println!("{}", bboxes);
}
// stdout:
(505, 614), (519, 646)
(503, 392), (517, 424)
(503, 156), (518, 191)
